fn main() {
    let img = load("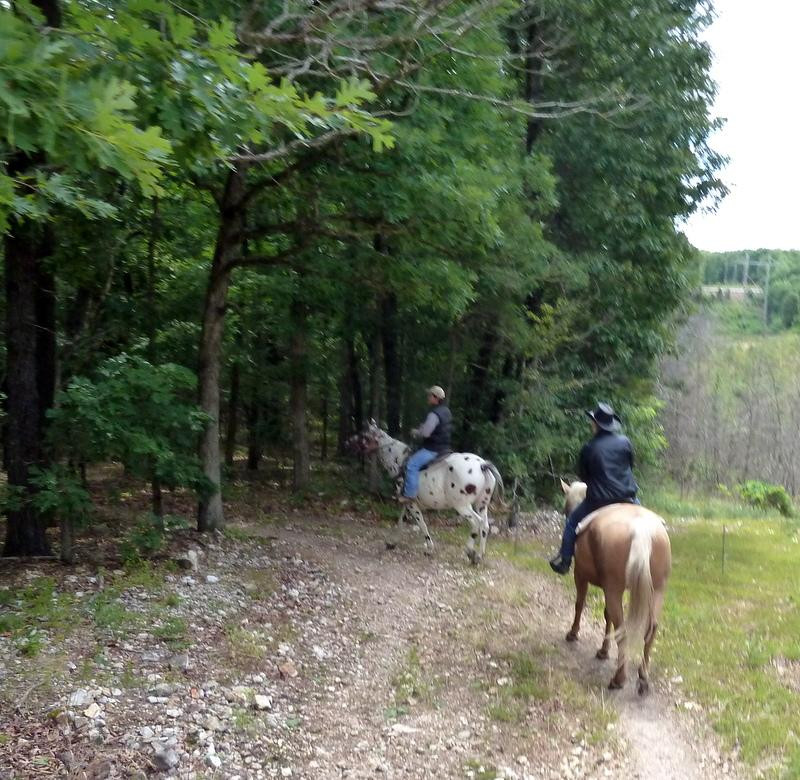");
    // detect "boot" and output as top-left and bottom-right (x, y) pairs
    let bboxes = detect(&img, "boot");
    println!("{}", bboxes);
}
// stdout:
(549, 554), (571, 575)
